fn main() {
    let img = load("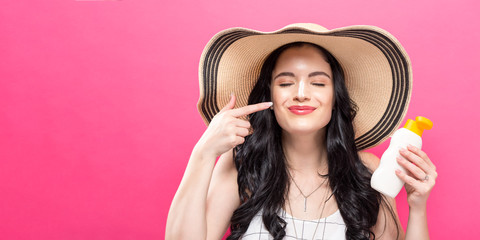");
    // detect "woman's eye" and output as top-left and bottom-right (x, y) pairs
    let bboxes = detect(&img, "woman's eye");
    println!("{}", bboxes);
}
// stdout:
(279, 83), (293, 87)
(312, 83), (326, 87)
